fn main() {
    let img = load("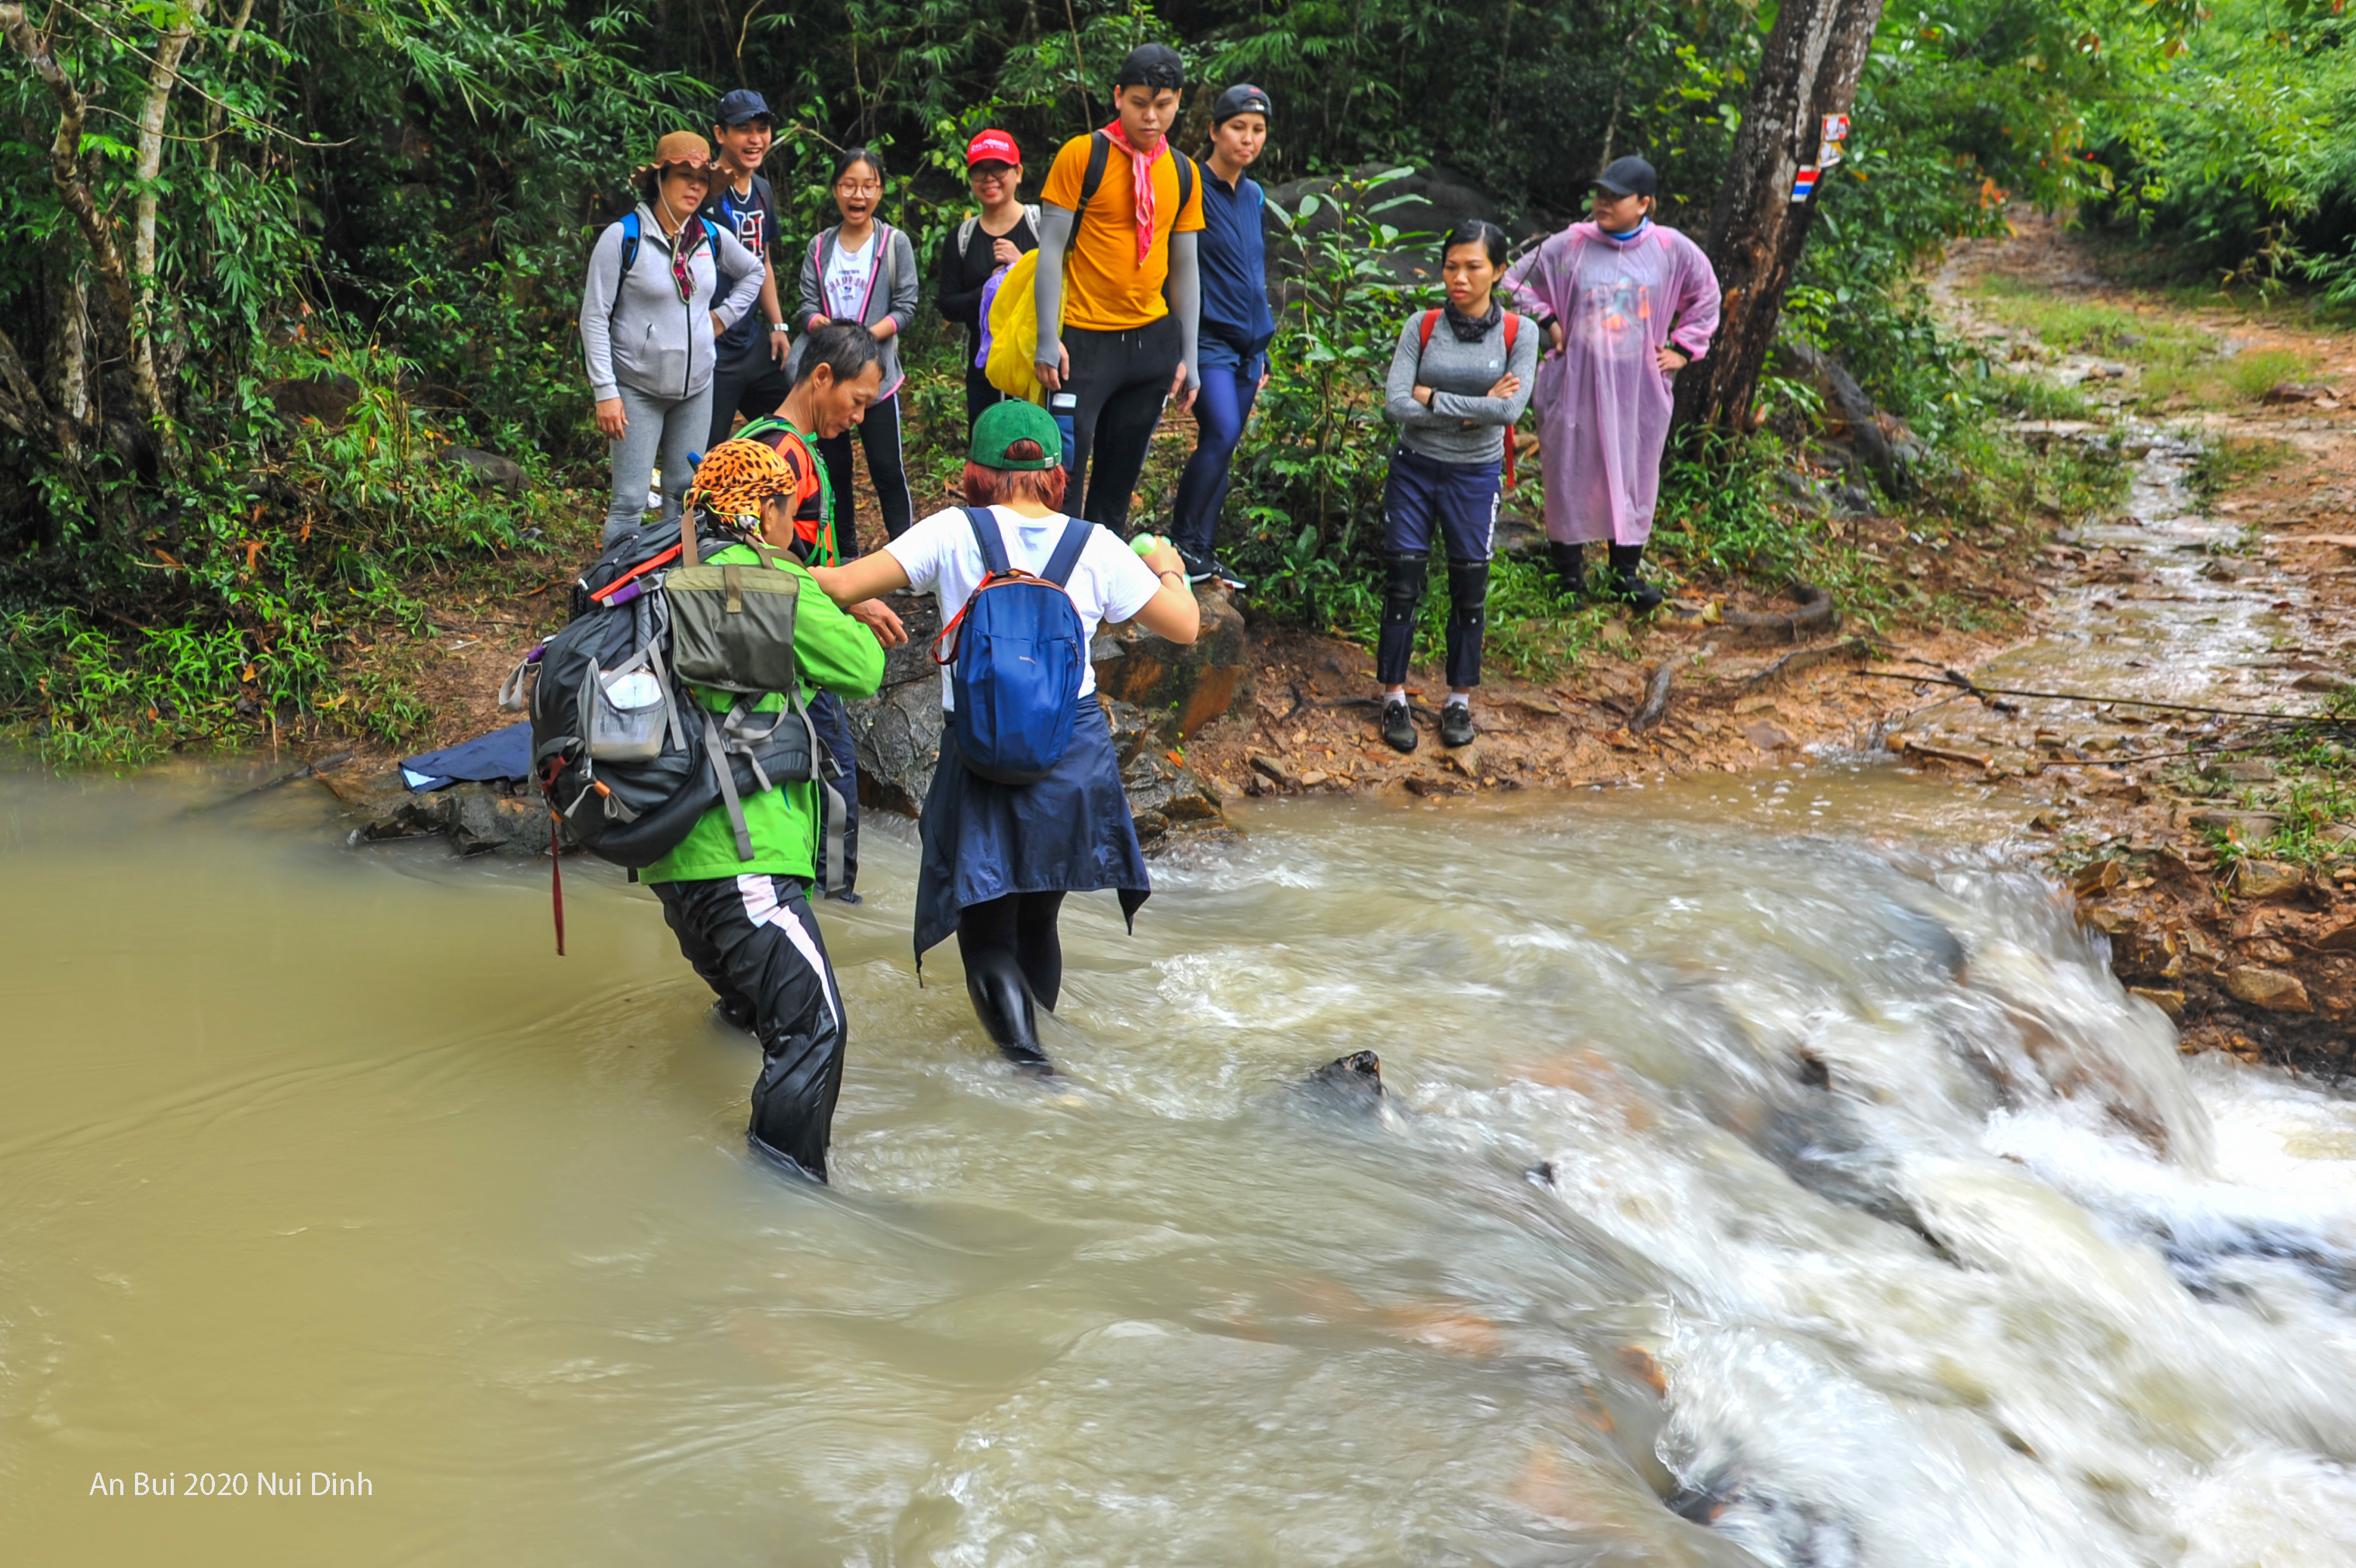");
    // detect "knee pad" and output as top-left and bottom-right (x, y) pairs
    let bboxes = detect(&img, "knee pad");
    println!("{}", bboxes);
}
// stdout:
(1447, 559), (1490, 630)
(1381, 552), (1428, 625)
